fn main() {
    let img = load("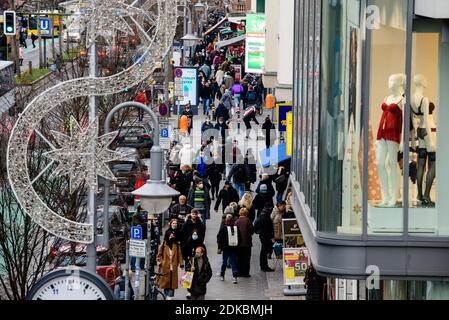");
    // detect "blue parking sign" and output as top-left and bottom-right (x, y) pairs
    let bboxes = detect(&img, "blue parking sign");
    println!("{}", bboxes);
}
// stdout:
(131, 226), (142, 240)
(161, 128), (169, 138)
